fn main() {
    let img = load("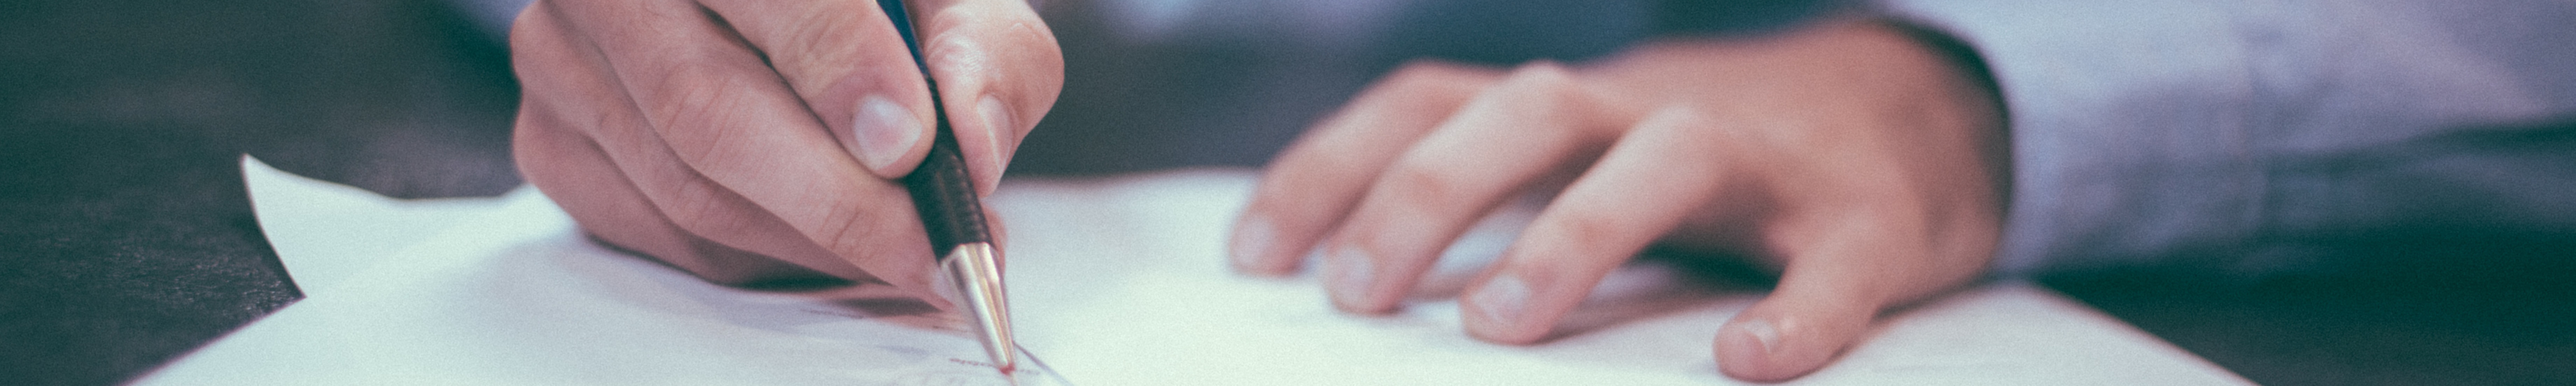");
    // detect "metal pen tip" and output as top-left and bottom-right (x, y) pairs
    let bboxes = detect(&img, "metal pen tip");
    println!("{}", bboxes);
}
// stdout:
(939, 242), (1017, 373)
